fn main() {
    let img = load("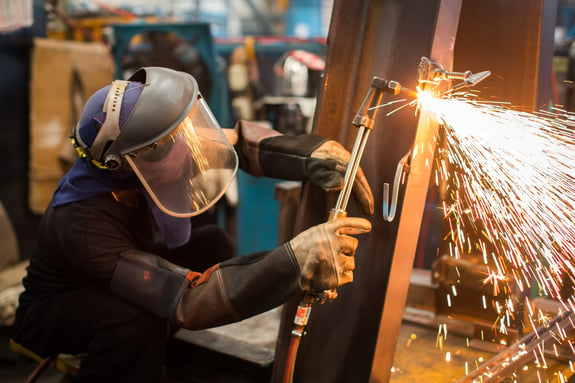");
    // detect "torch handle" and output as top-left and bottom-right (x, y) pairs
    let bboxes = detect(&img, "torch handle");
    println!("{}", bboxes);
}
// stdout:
(282, 76), (389, 383)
